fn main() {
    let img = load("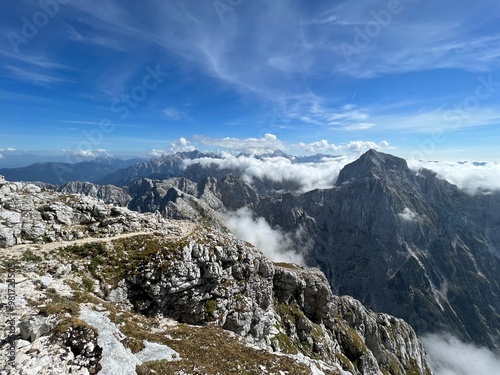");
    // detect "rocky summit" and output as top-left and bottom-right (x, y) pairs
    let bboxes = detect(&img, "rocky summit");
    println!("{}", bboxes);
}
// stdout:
(258, 150), (500, 350)
(0, 176), (433, 374)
